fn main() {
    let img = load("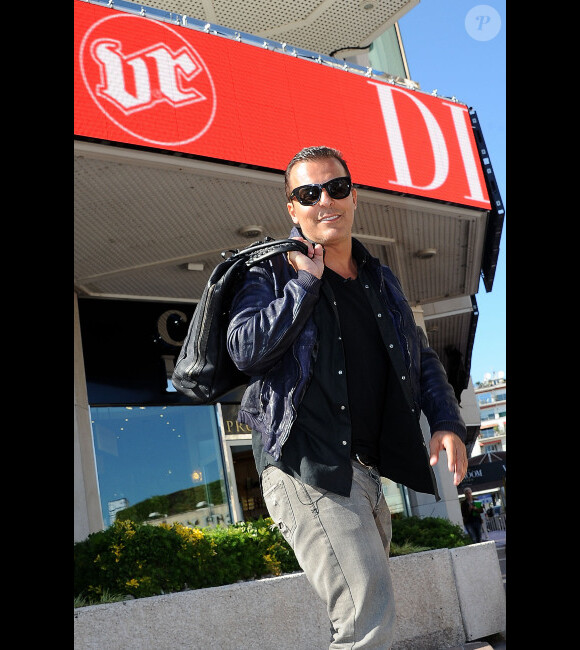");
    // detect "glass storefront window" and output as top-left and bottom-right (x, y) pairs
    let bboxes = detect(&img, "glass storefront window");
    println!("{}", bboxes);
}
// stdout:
(381, 478), (410, 517)
(90, 405), (231, 530)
